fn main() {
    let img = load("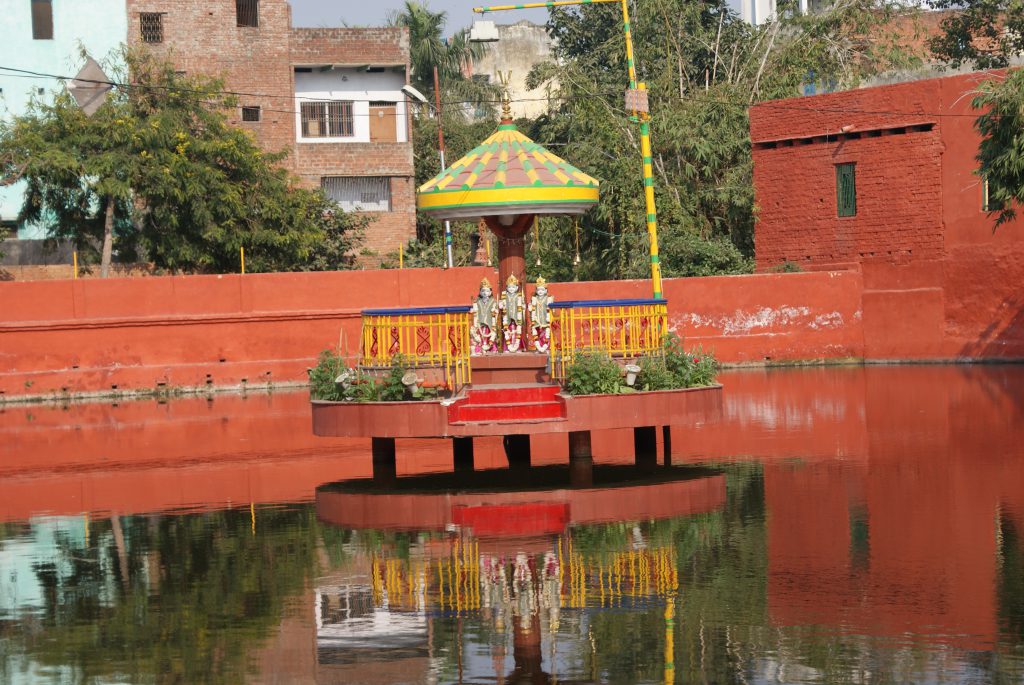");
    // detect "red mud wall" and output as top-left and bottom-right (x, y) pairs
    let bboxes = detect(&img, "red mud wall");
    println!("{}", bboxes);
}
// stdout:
(0, 268), (864, 399)
(3, 261), (1024, 400)
(750, 72), (1024, 360)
